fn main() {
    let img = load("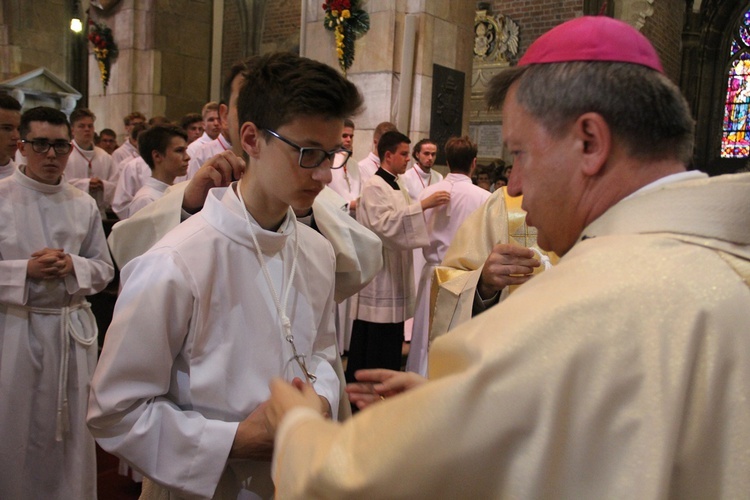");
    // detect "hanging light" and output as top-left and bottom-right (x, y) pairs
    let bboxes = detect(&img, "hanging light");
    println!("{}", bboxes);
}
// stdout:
(70, 0), (83, 33)
(70, 17), (83, 33)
